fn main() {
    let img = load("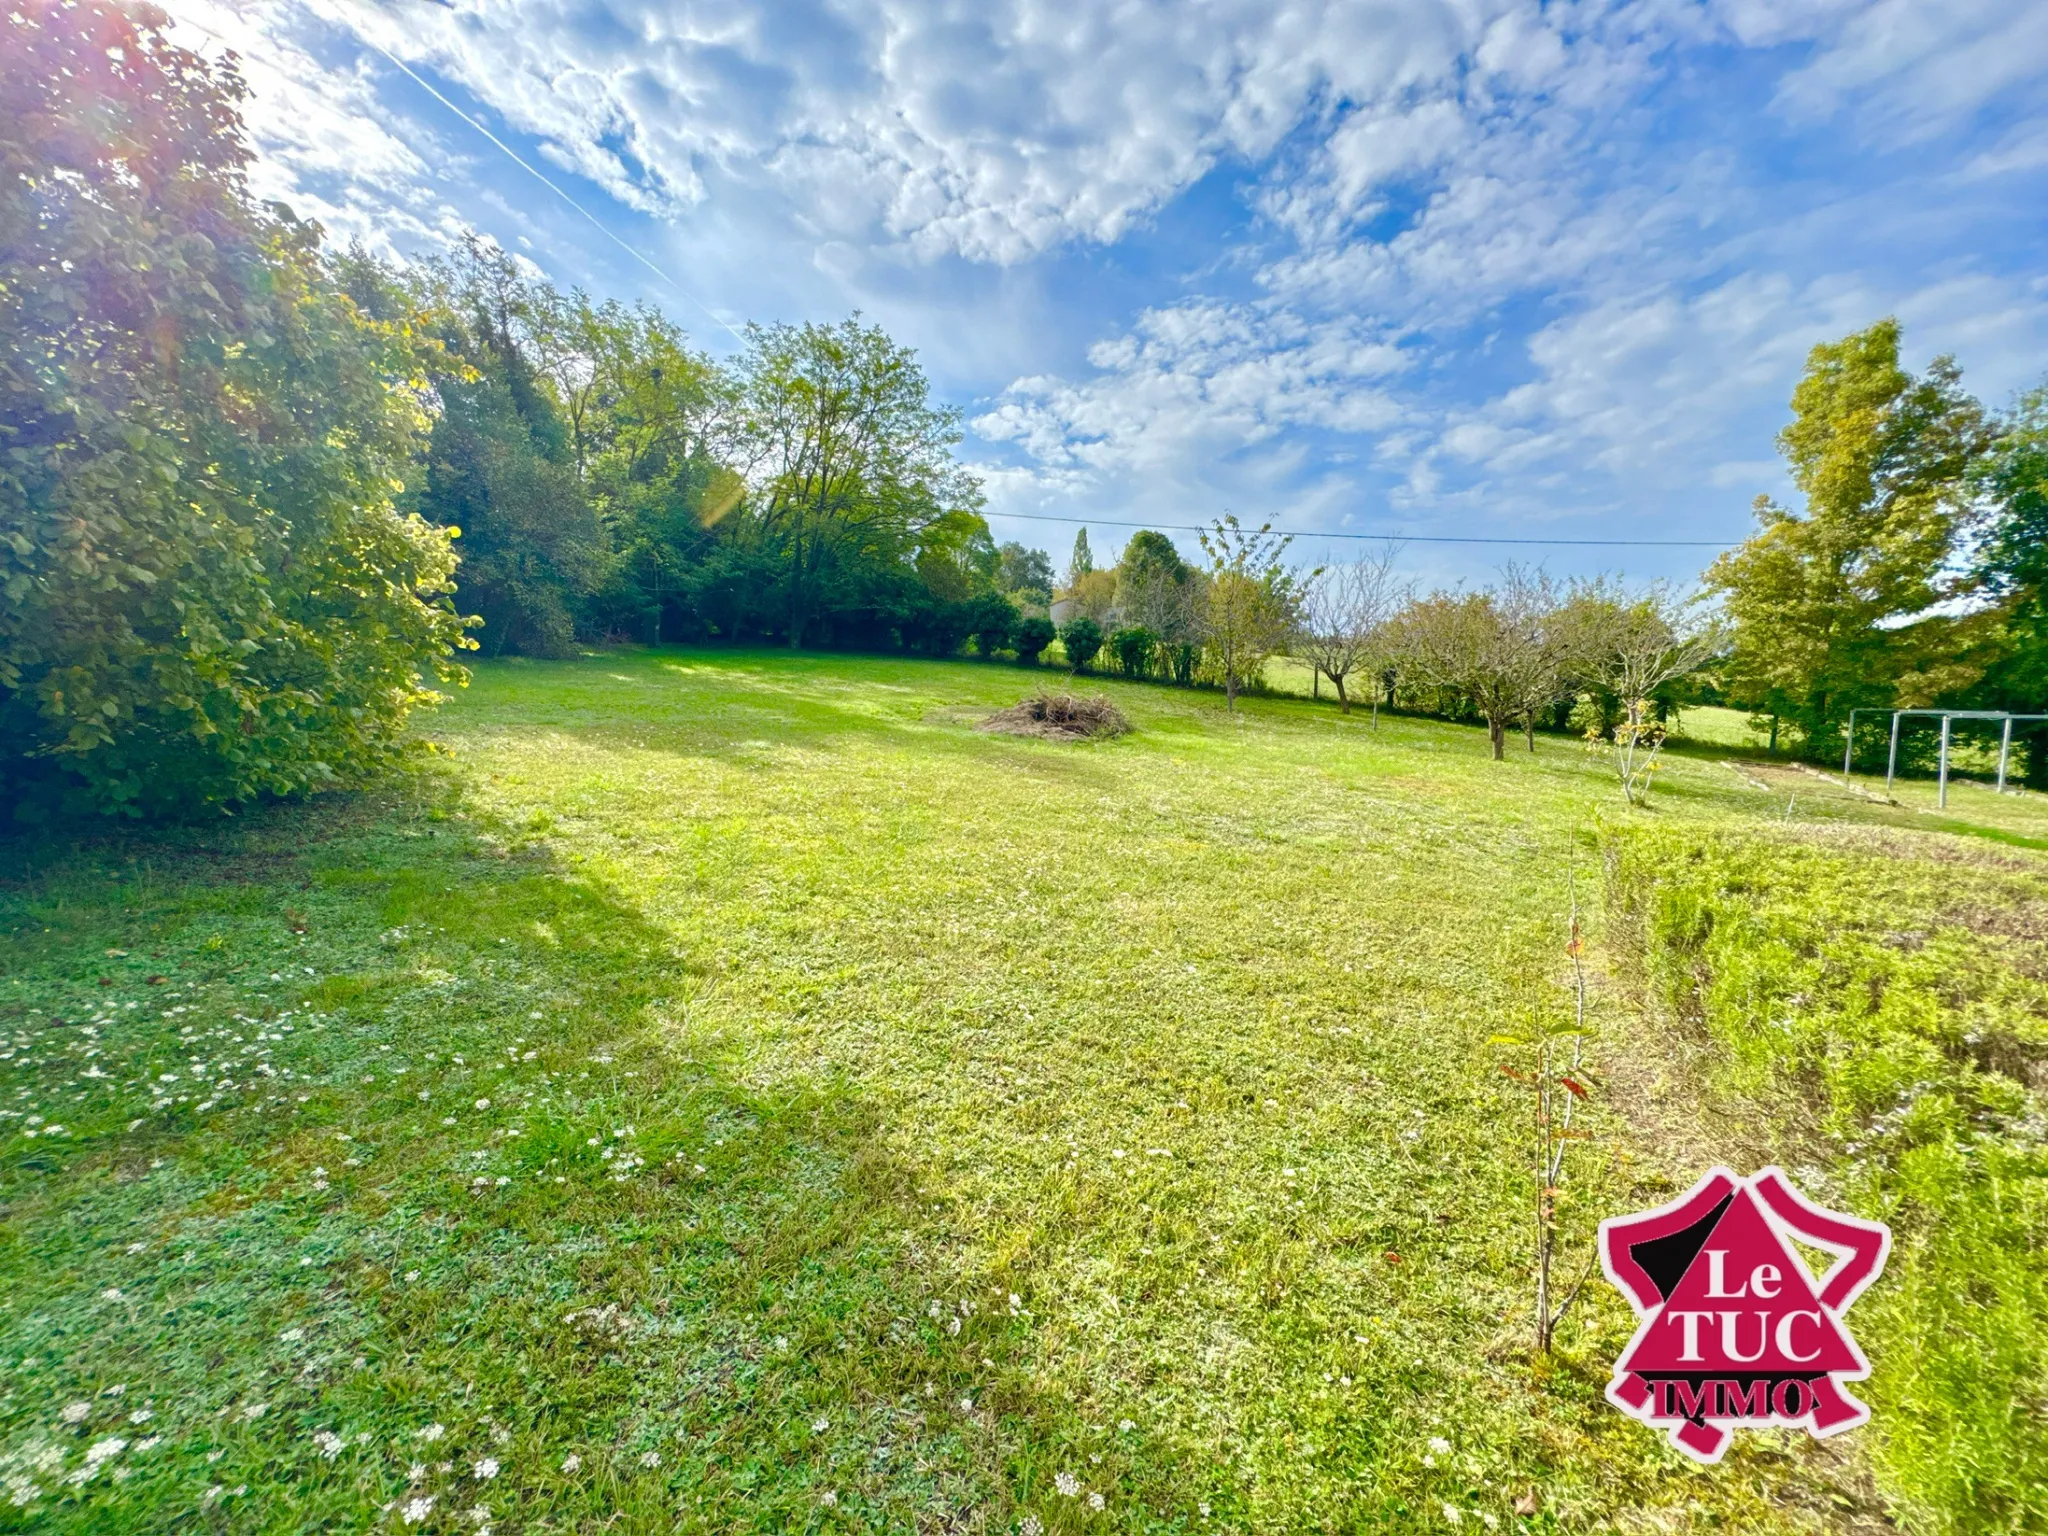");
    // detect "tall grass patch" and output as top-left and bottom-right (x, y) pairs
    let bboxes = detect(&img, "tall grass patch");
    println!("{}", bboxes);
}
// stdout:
(1605, 825), (2048, 1533)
